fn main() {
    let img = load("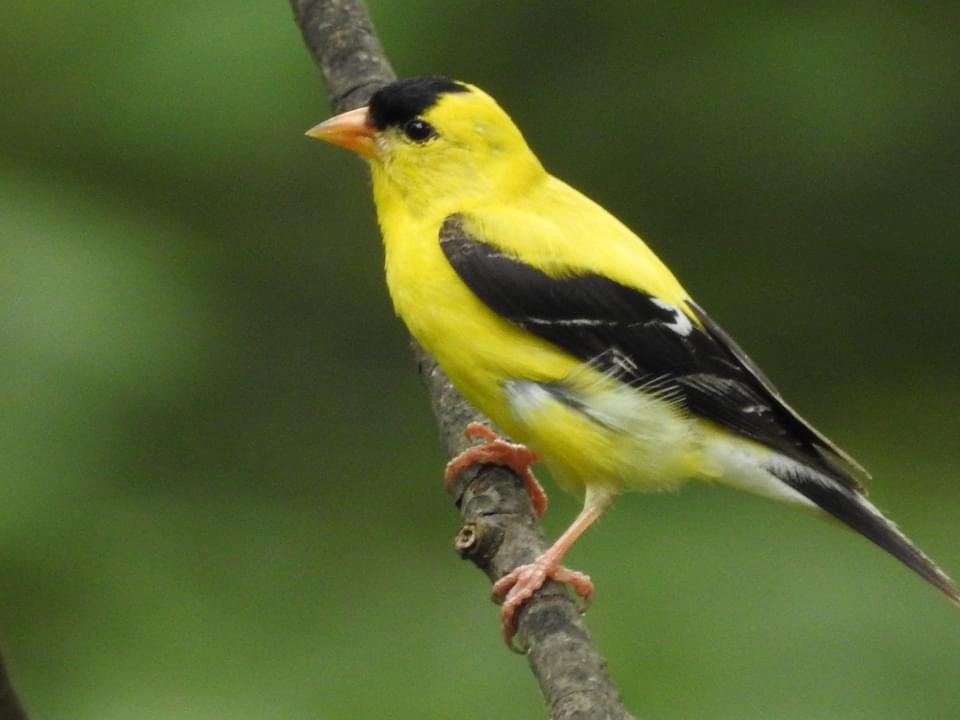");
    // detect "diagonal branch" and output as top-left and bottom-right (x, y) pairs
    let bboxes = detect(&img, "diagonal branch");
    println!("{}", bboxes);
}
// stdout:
(290, 1), (636, 717)
(0, 652), (28, 720)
